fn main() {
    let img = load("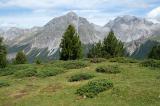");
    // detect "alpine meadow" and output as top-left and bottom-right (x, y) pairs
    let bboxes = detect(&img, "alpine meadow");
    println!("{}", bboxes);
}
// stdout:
(0, 0), (160, 106)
